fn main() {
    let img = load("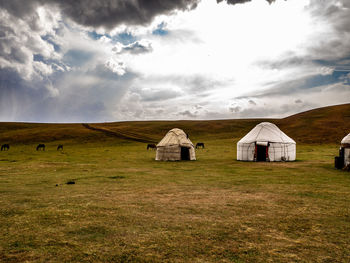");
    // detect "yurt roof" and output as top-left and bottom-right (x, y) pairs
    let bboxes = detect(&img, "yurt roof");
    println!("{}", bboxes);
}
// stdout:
(341, 133), (350, 146)
(157, 128), (194, 147)
(237, 122), (295, 144)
